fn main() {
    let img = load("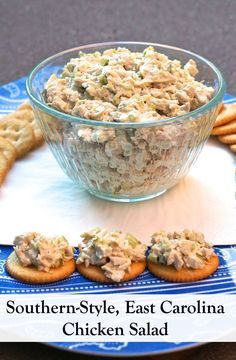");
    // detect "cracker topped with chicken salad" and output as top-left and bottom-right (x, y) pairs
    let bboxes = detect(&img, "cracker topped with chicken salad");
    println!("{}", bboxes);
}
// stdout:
(147, 229), (219, 282)
(76, 227), (147, 283)
(6, 232), (76, 284)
